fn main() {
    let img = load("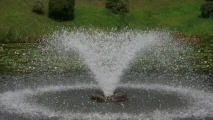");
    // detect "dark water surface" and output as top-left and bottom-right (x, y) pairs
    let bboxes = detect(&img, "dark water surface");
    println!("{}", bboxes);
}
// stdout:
(0, 70), (212, 120)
